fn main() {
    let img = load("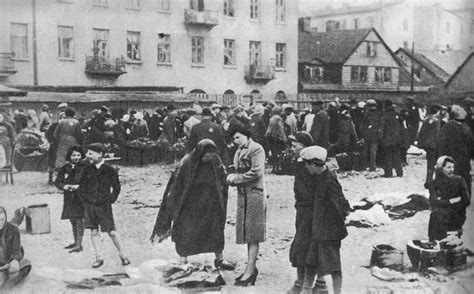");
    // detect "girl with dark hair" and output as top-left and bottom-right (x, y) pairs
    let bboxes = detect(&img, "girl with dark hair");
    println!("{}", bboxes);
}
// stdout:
(55, 146), (86, 253)
(227, 126), (266, 286)
(426, 156), (470, 241)
(53, 108), (83, 169)
(151, 139), (233, 269)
